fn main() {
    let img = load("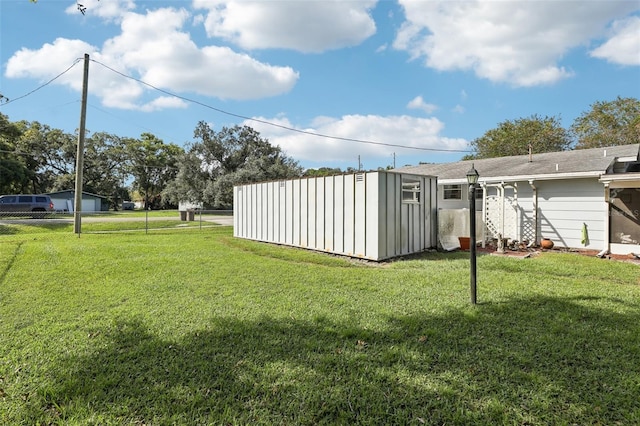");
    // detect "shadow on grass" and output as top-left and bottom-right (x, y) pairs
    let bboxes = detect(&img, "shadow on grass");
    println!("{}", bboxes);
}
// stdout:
(0, 241), (24, 285)
(29, 296), (640, 425)
(0, 224), (19, 235)
(0, 221), (72, 235)
(388, 250), (493, 263)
